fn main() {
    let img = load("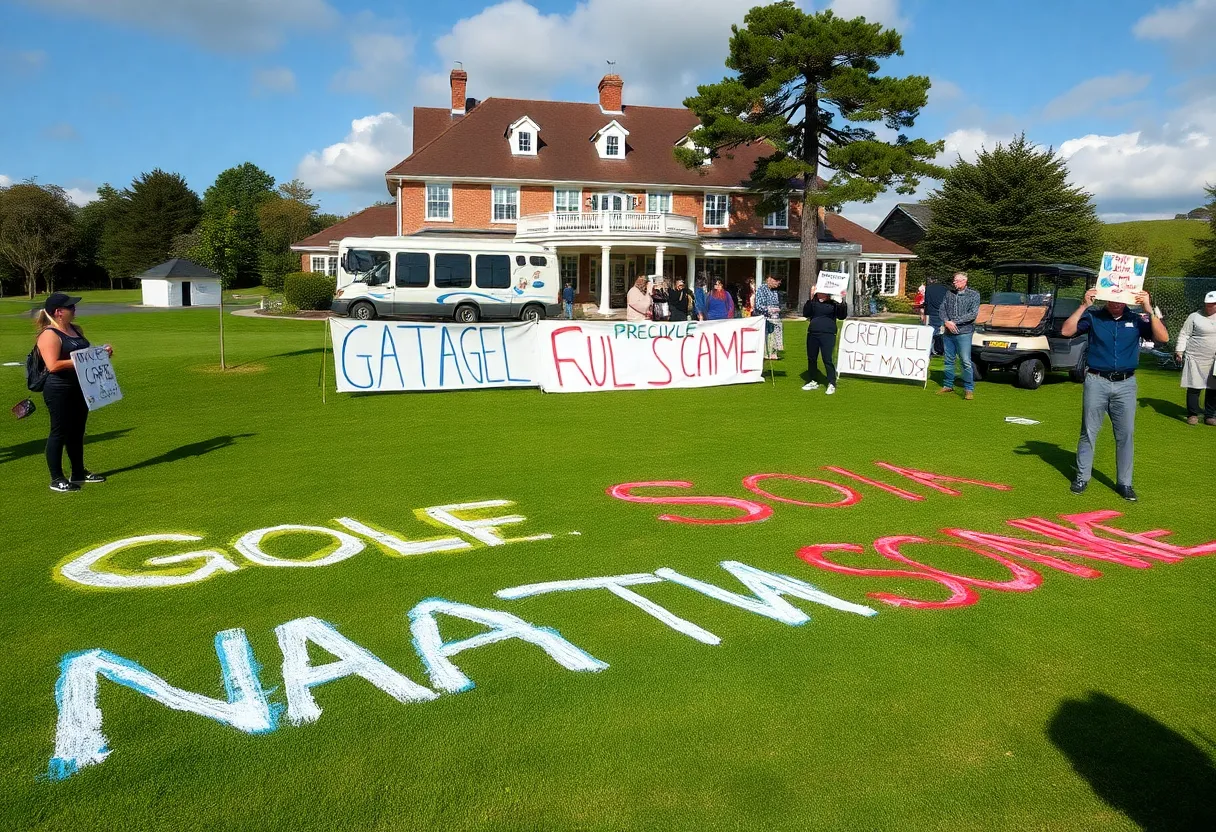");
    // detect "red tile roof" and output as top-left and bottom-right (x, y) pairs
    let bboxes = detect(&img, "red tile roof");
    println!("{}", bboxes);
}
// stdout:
(412, 106), (458, 150)
(388, 98), (785, 190)
(824, 213), (913, 256)
(291, 204), (396, 249)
